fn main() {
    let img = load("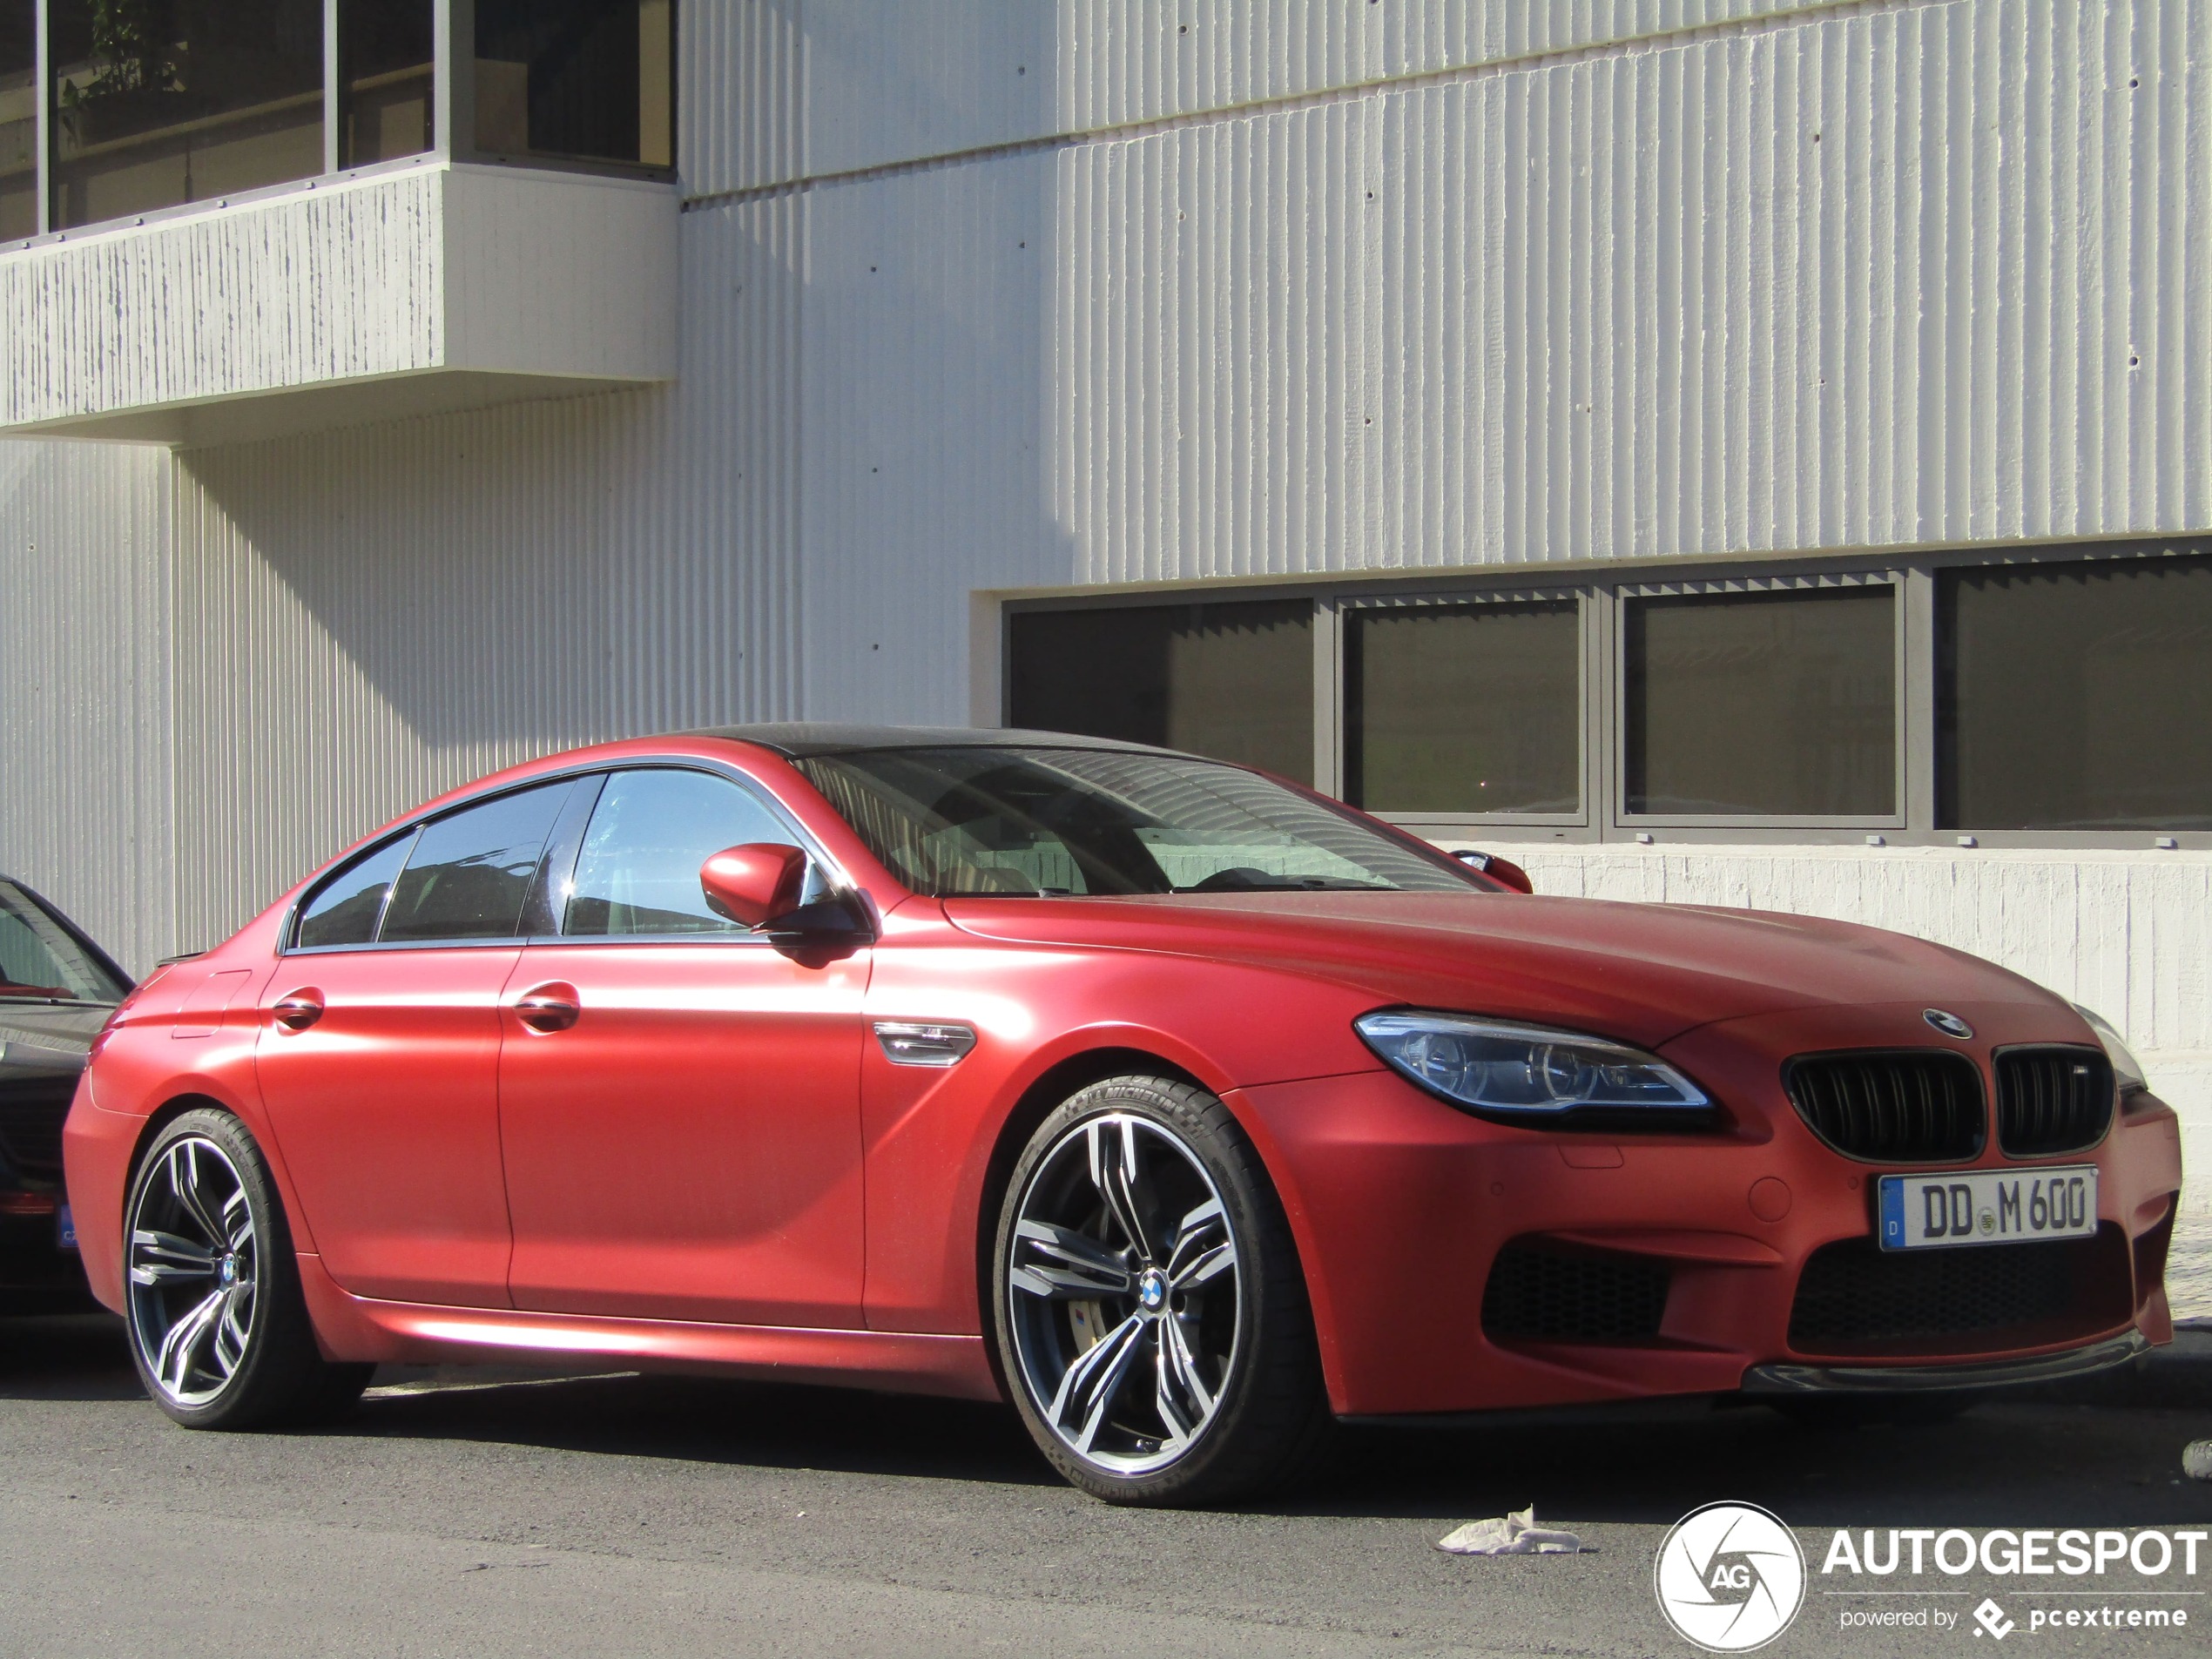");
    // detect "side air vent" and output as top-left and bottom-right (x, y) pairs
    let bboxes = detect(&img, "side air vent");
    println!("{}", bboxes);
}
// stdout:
(1995, 1047), (2114, 1157)
(1782, 1051), (1985, 1163)
(1481, 1243), (1670, 1345)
